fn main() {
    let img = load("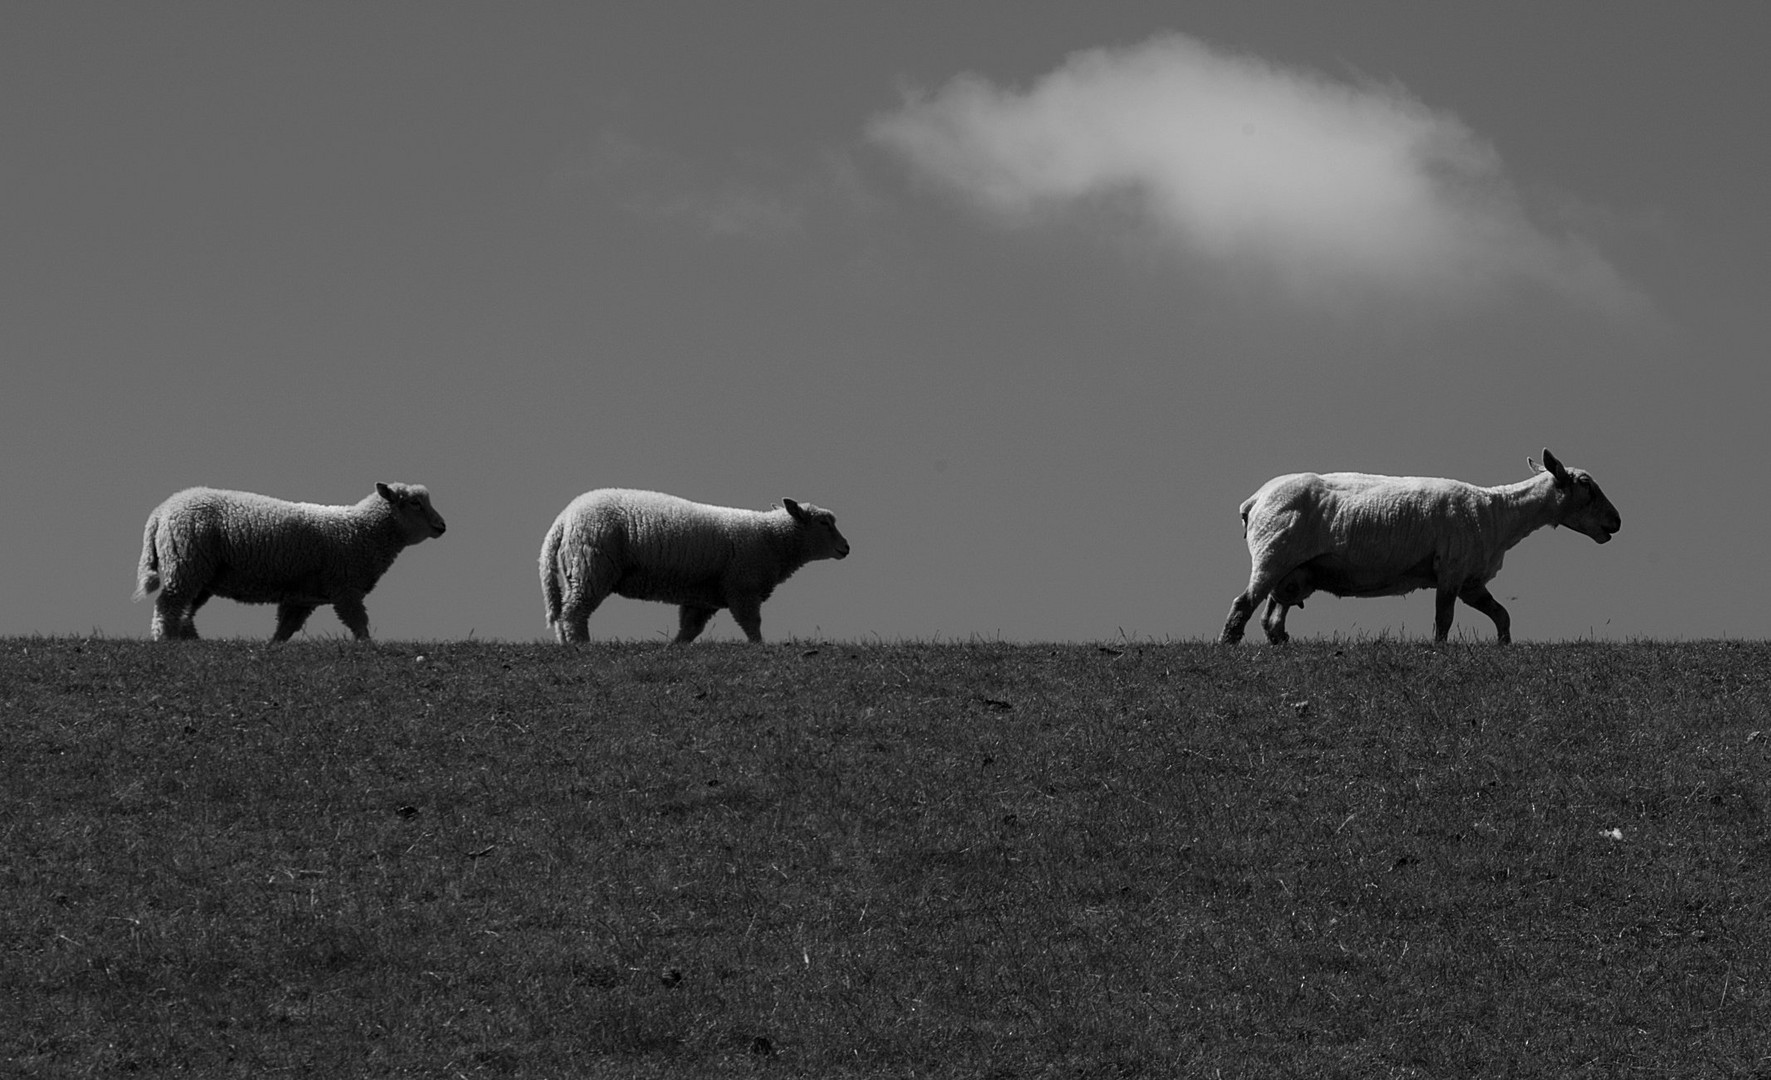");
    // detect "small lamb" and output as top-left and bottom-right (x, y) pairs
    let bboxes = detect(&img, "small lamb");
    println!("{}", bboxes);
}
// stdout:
(1221, 449), (1620, 644)
(134, 482), (446, 641)
(539, 488), (850, 644)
